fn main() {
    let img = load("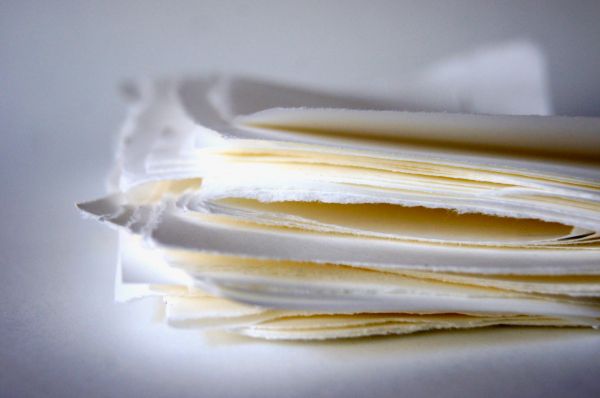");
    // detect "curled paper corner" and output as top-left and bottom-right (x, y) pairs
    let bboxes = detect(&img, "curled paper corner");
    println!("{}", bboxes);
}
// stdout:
(413, 40), (551, 116)
(206, 74), (236, 122)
